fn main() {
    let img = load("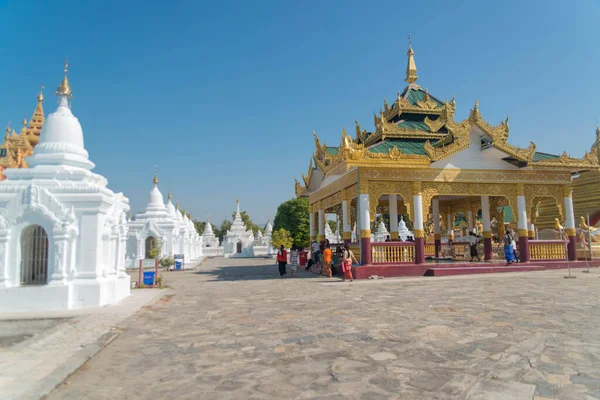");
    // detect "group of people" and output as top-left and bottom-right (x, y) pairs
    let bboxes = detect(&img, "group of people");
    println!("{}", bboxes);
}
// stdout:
(276, 239), (358, 282)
